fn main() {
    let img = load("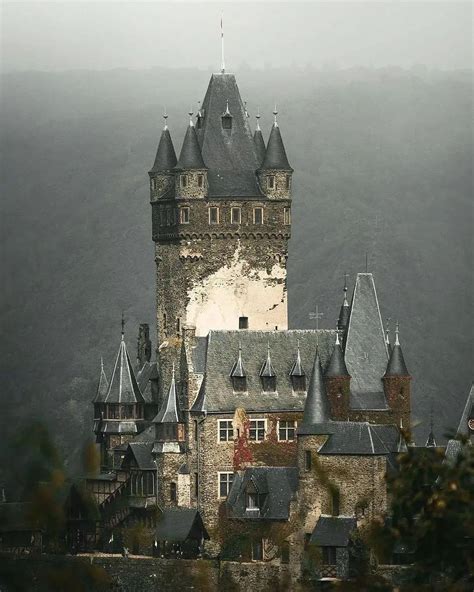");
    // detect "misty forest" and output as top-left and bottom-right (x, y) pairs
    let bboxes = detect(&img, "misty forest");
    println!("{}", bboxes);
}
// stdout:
(0, 66), (471, 489)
